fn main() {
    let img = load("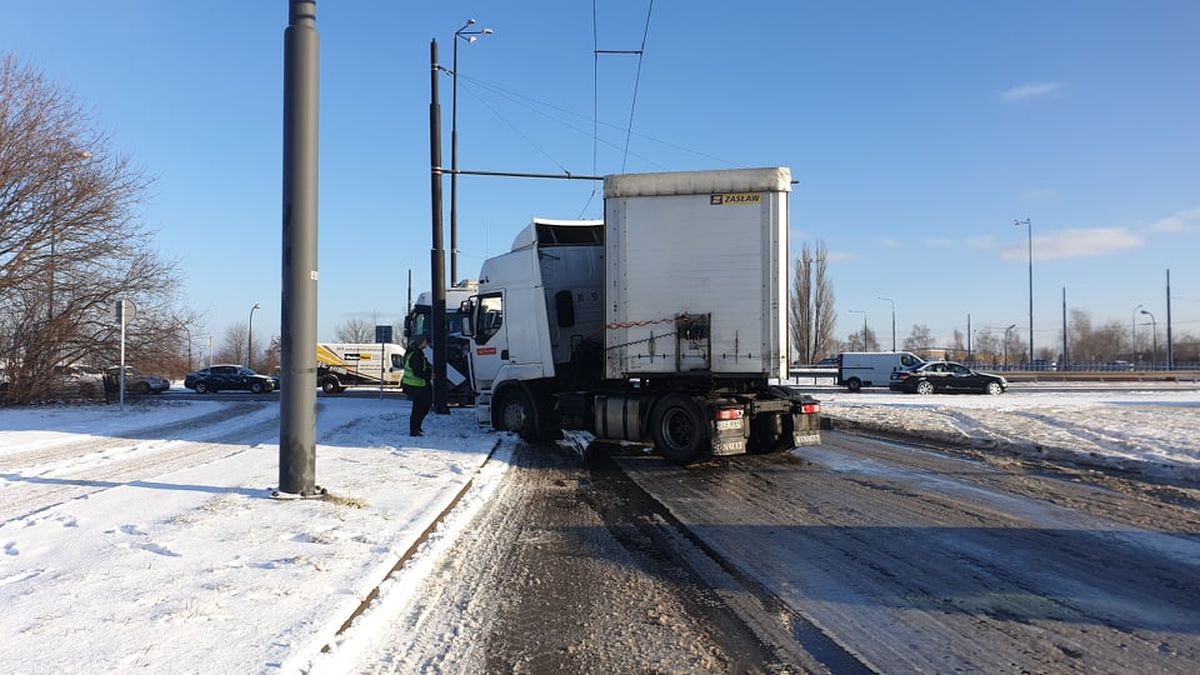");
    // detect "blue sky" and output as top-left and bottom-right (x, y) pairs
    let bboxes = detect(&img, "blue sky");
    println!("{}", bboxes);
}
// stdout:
(3, 1), (1198, 350)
